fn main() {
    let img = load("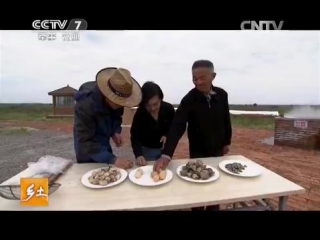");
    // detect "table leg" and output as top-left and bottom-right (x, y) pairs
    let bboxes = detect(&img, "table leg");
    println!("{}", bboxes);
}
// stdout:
(206, 205), (220, 211)
(278, 196), (288, 211)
